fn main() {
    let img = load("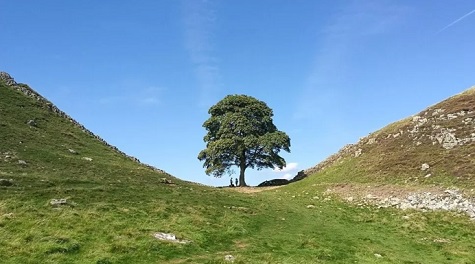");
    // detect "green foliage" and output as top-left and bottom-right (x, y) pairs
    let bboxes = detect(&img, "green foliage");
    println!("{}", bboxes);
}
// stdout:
(198, 95), (290, 186)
